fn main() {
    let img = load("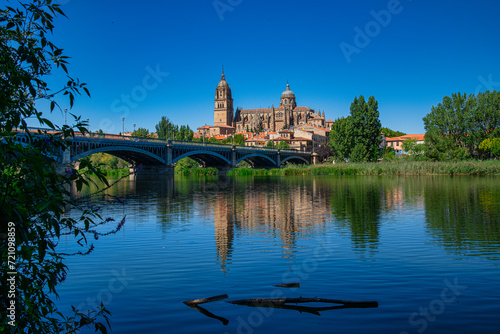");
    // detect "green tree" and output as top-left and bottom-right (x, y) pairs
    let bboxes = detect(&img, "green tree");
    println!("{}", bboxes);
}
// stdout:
(401, 138), (425, 160)
(381, 127), (406, 138)
(89, 153), (129, 169)
(277, 140), (290, 149)
(155, 116), (175, 139)
(479, 138), (500, 159)
(132, 127), (149, 137)
(350, 143), (368, 162)
(233, 134), (246, 146)
(350, 95), (382, 162)
(329, 116), (354, 161)
(423, 91), (500, 159)
(177, 125), (194, 141)
(382, 146), (397, 161)
(1, 1), (116, 333)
